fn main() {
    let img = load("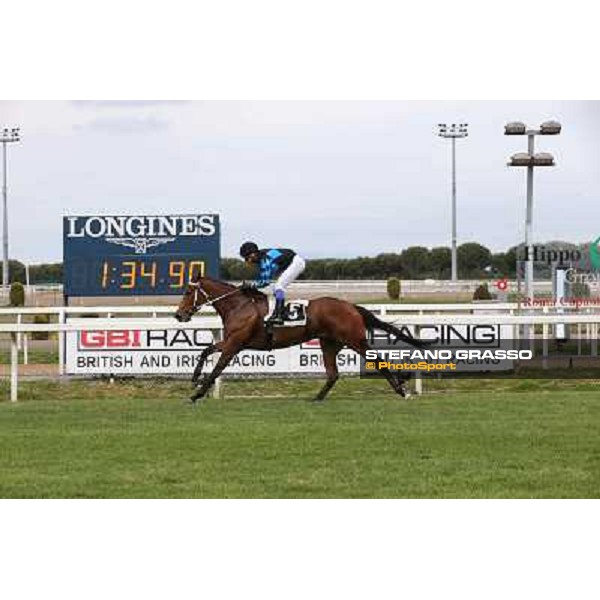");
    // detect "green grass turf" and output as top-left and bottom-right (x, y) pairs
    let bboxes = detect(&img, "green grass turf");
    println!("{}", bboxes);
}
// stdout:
(1, 377), (599, 498)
